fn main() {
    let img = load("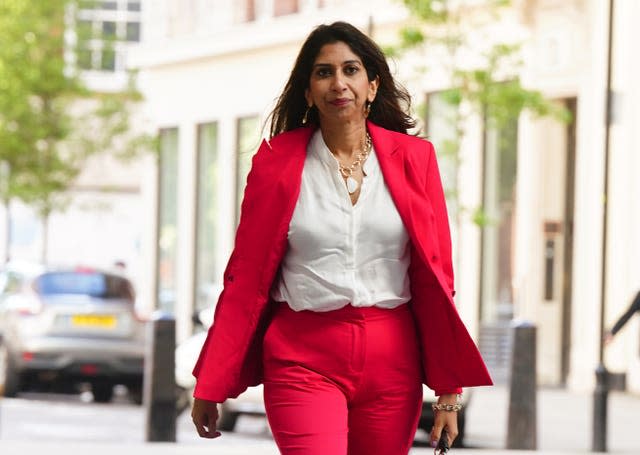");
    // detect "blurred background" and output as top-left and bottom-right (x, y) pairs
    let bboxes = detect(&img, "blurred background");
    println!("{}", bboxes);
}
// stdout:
(1, 0), (639, 452)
